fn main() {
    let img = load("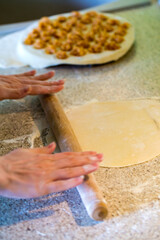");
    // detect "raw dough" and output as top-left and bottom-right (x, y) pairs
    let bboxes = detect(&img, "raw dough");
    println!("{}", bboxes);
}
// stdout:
(17, 12), (134, 68)
(66, 100), (160, 167)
